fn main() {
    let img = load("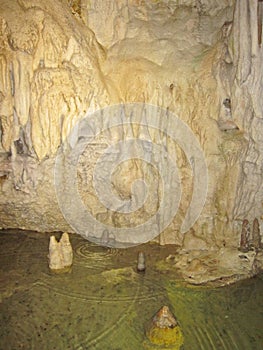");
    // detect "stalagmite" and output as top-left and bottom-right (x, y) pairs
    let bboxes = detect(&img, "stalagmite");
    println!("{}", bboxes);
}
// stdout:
(137, 252), (146, 273)
(48, 232), (73, 273)
(252, 218), (262, 251)
(239, 219), (250, 253)
(145, 306), (184, 349)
